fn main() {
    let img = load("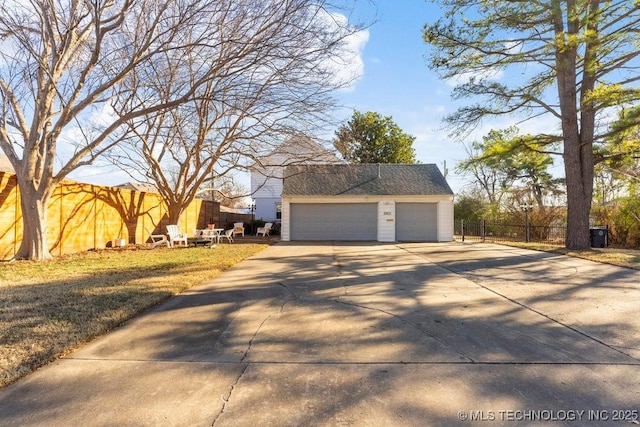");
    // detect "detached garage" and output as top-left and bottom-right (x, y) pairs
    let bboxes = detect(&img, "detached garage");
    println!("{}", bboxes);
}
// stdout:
(281, 164), (454, 242)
